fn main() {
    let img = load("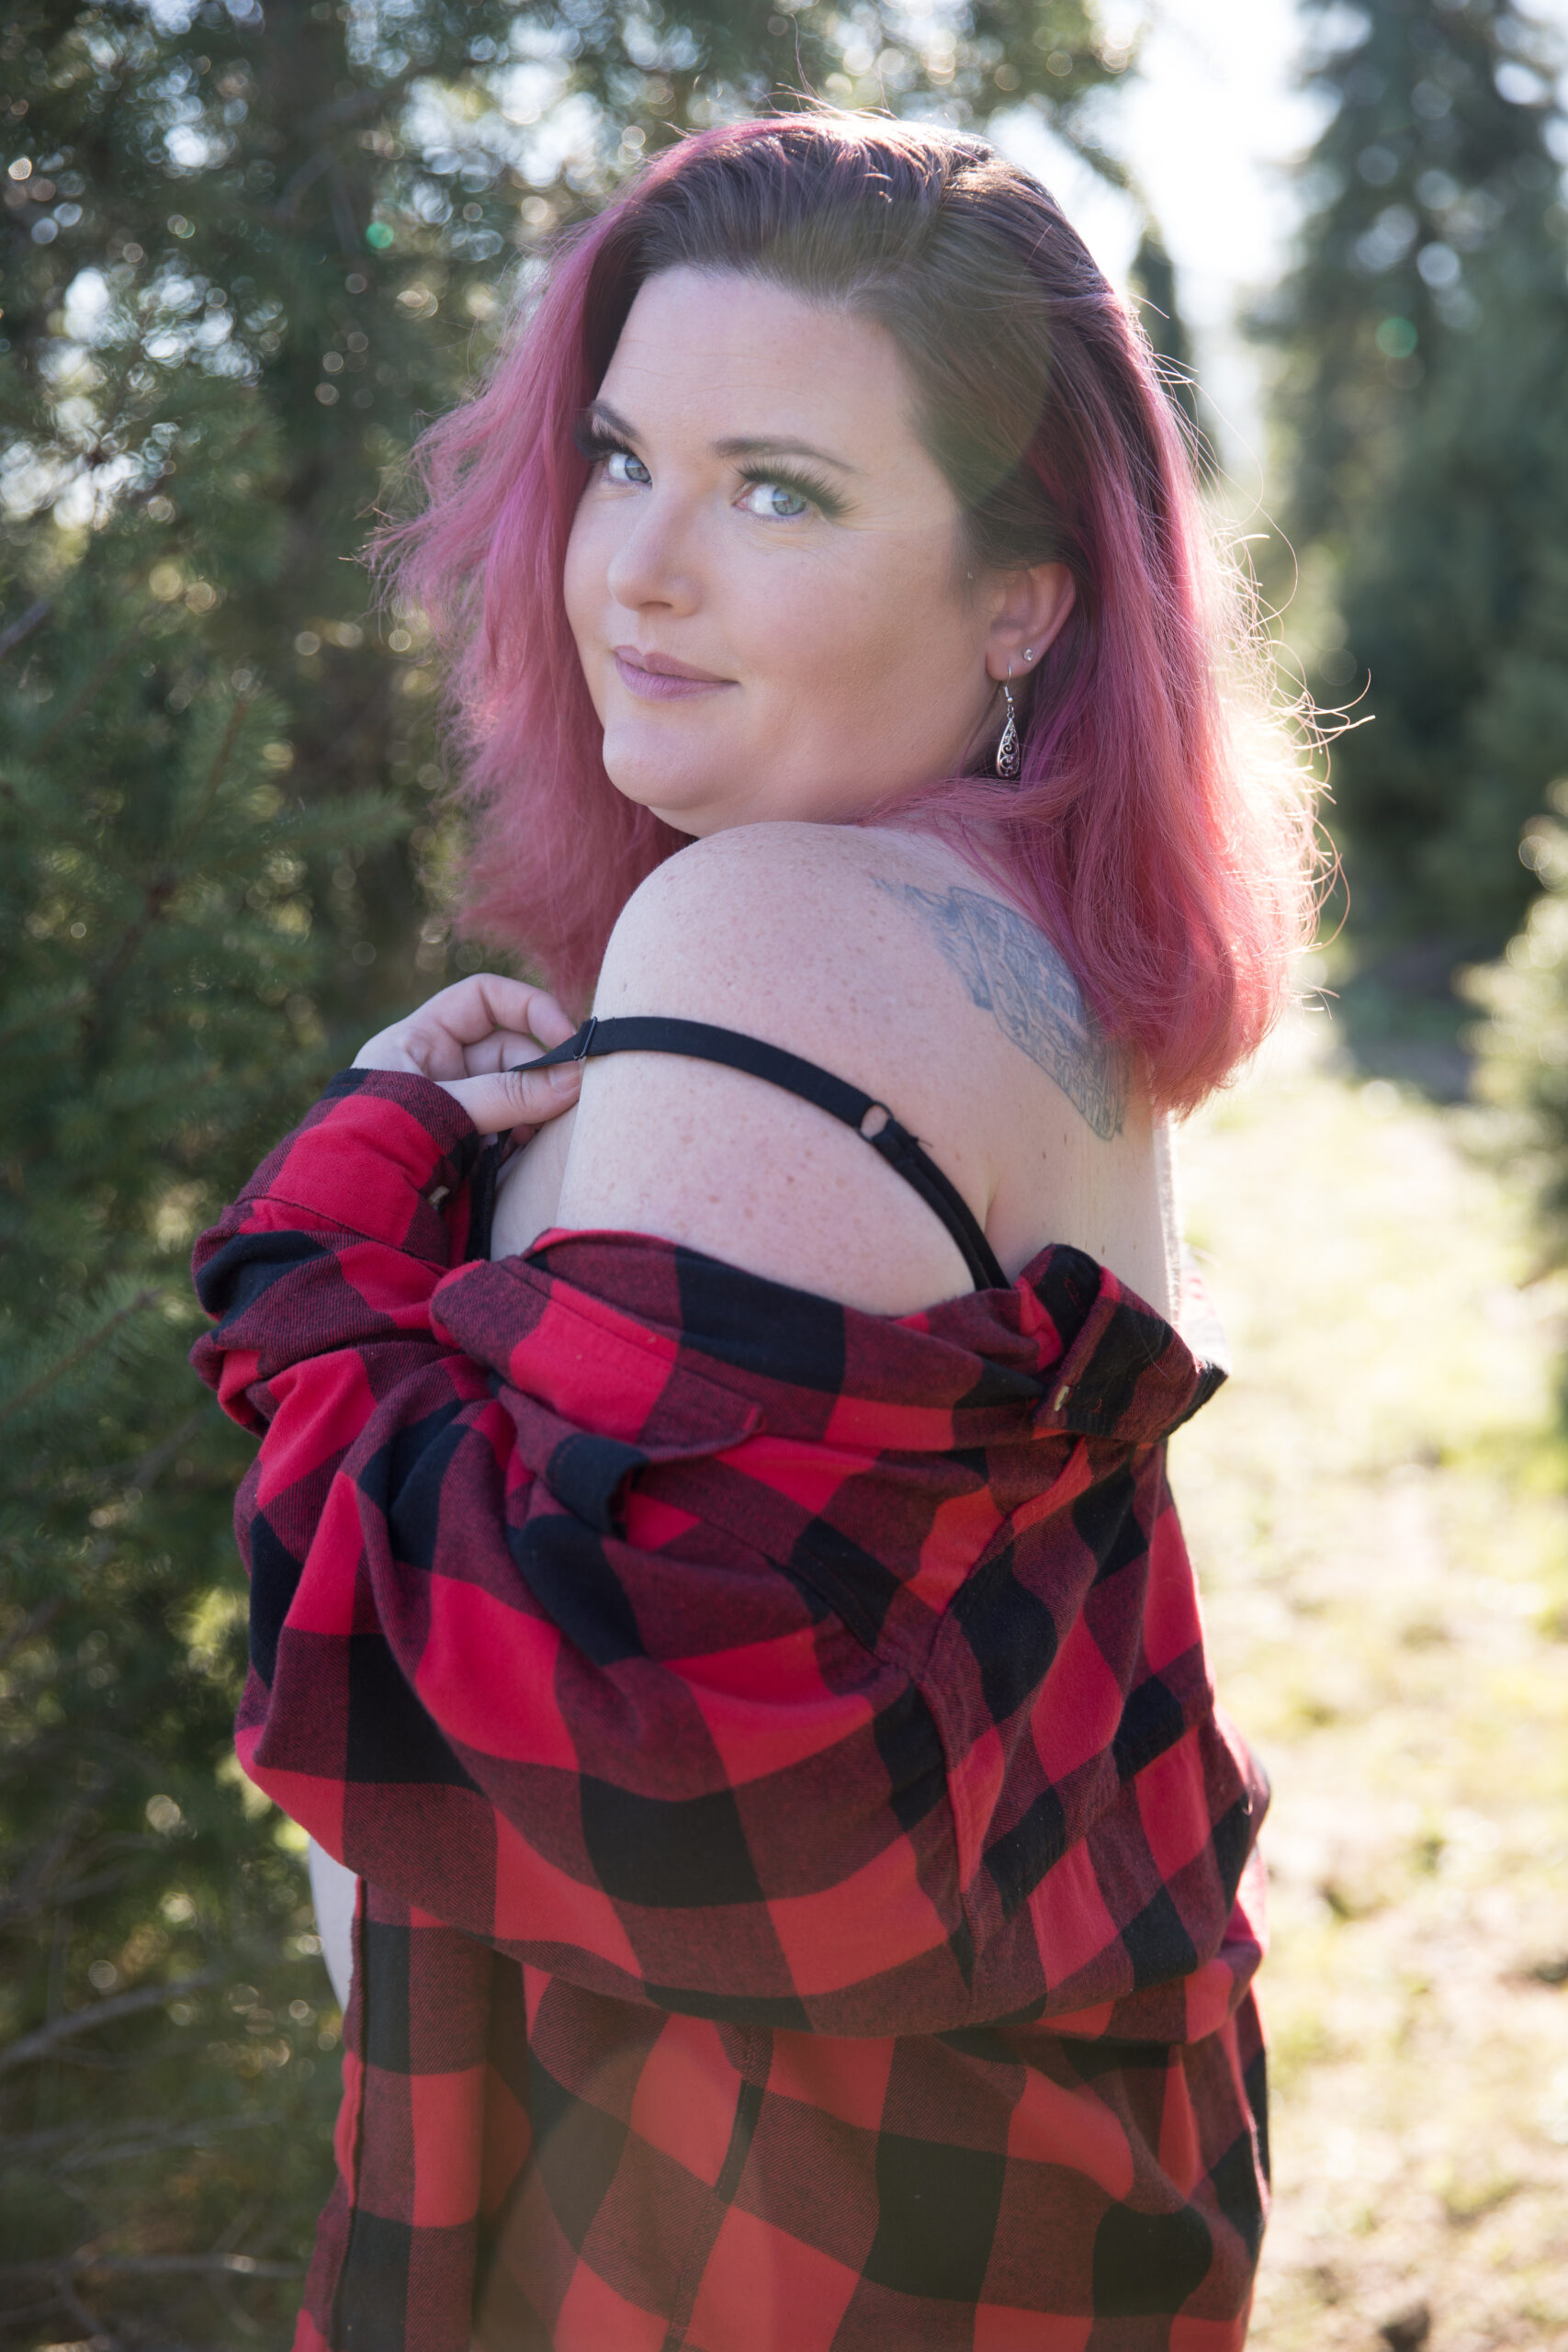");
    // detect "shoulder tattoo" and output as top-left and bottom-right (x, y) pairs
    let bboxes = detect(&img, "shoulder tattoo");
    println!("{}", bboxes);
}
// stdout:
(877, 879), (1129, 1140)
